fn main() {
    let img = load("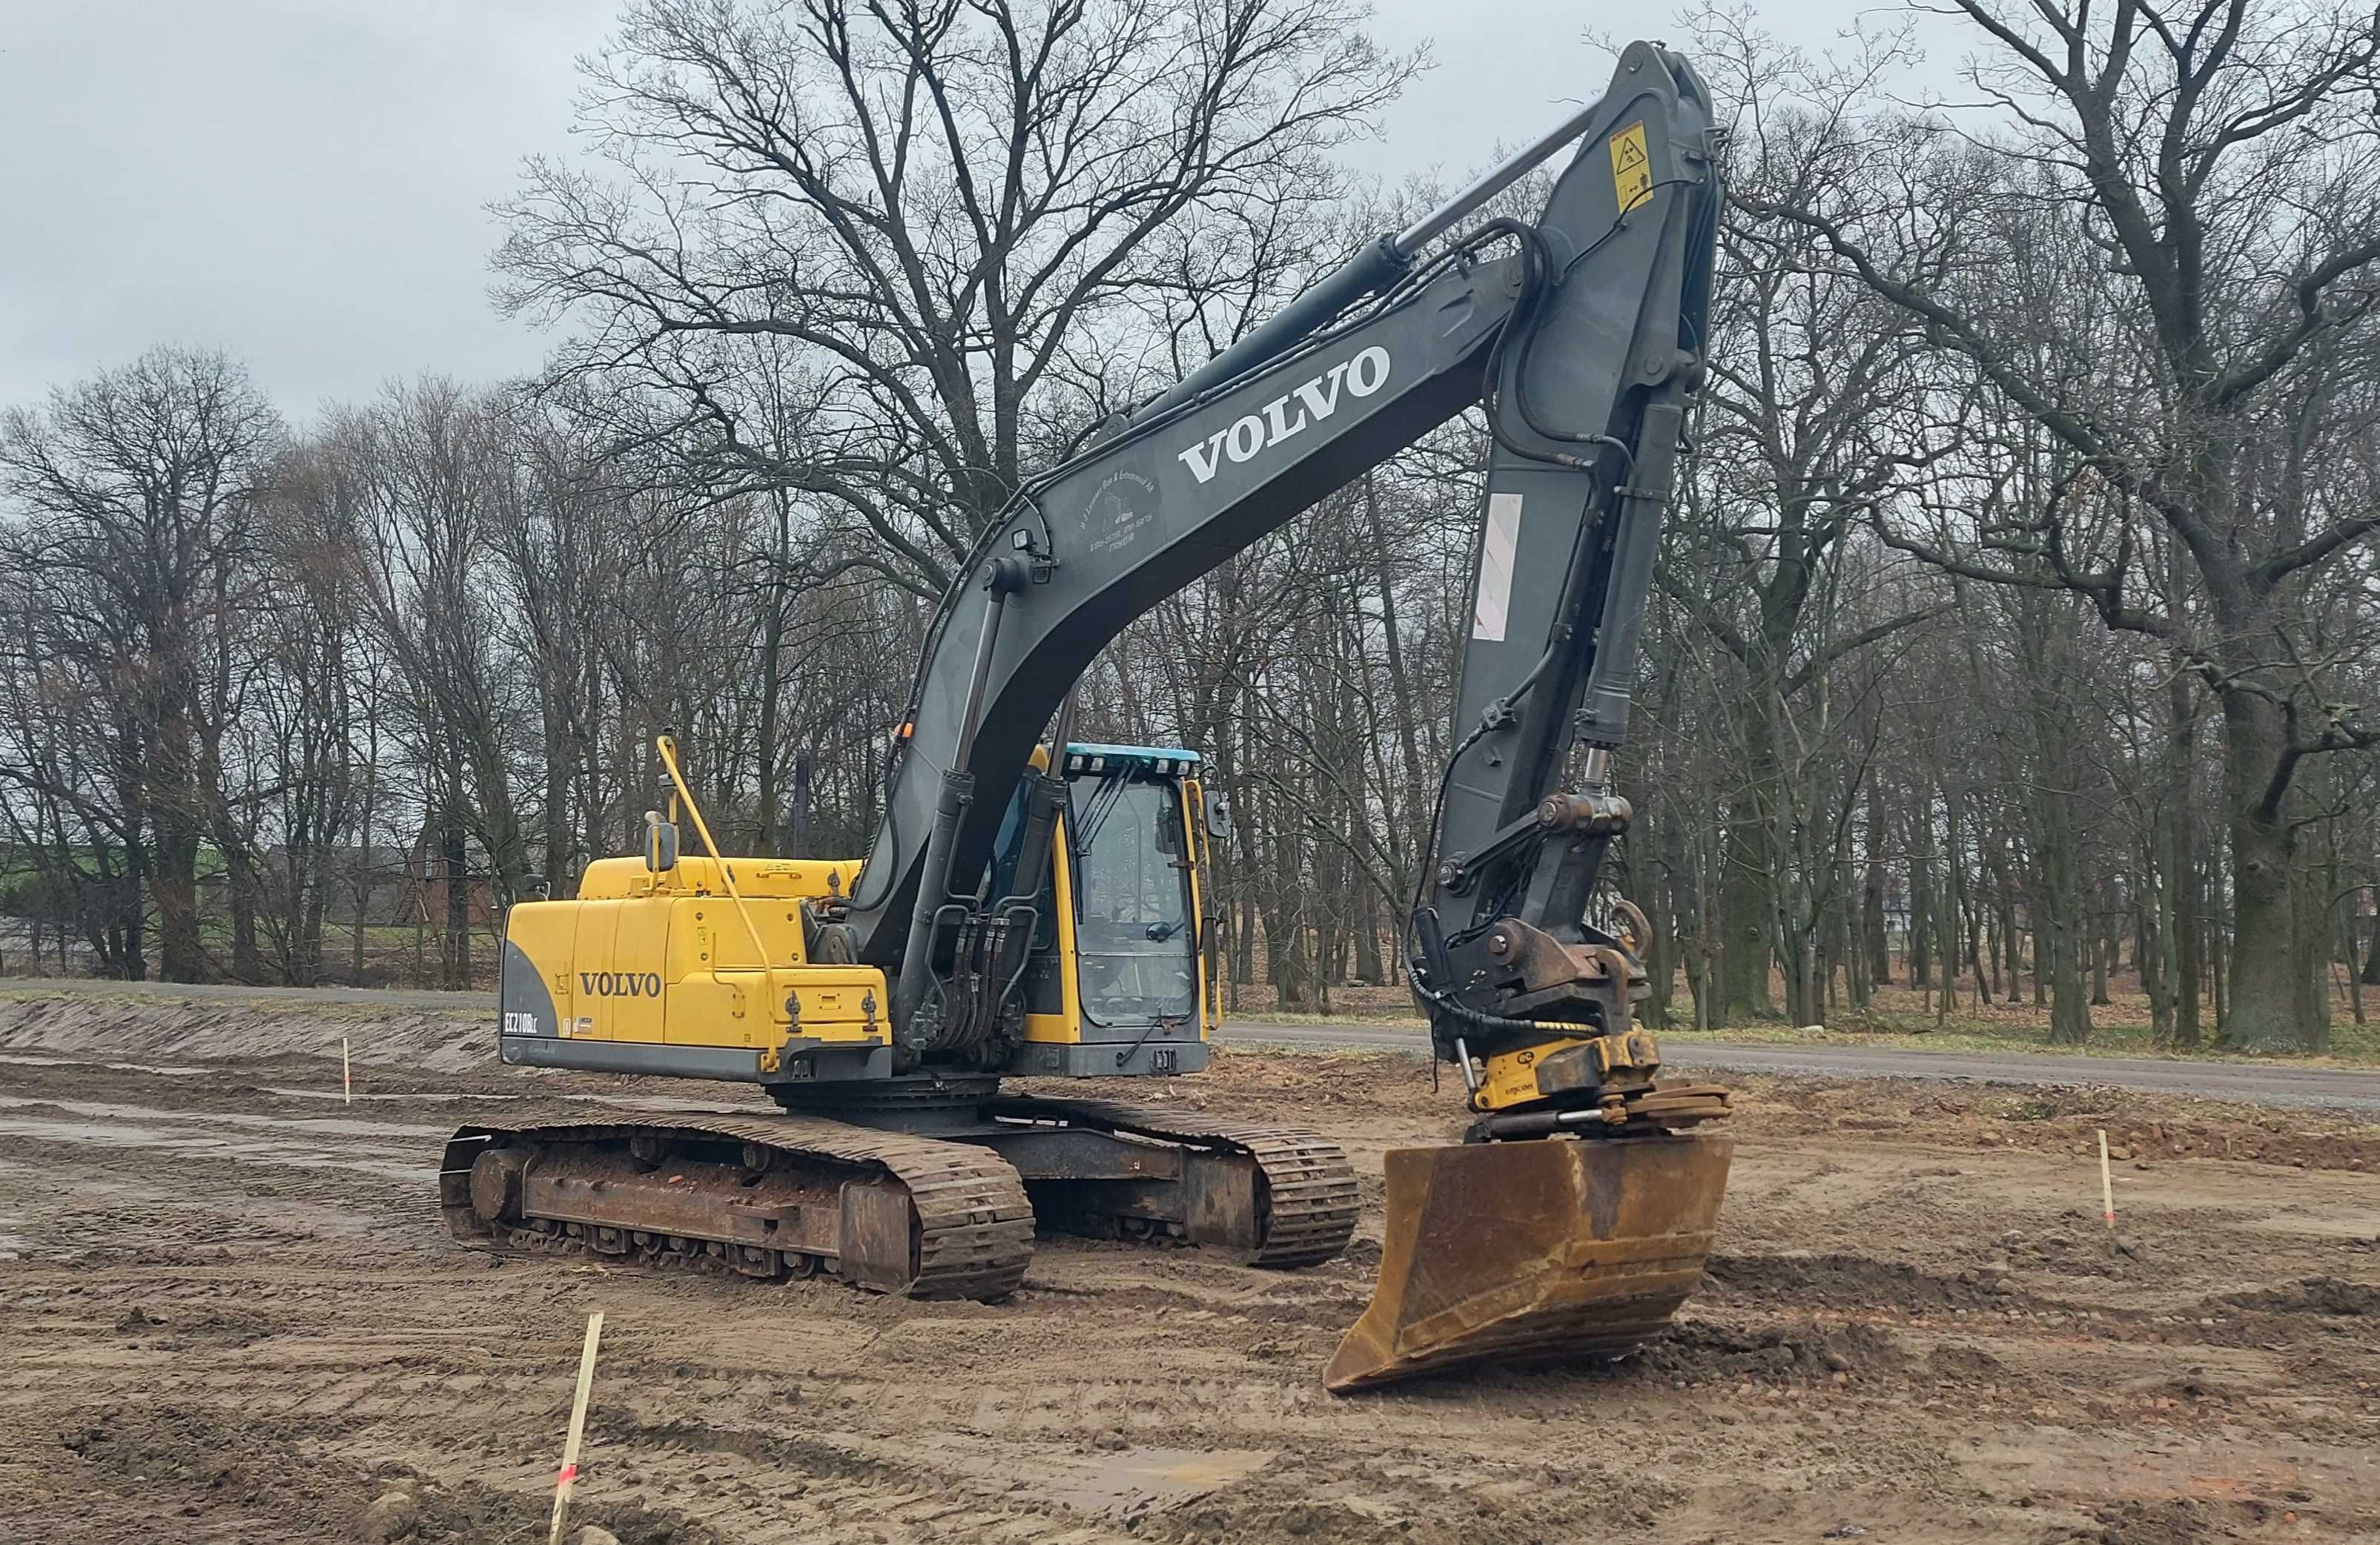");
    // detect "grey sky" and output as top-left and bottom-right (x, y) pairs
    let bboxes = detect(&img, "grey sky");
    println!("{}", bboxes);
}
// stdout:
(0, 0), (1906, 419)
